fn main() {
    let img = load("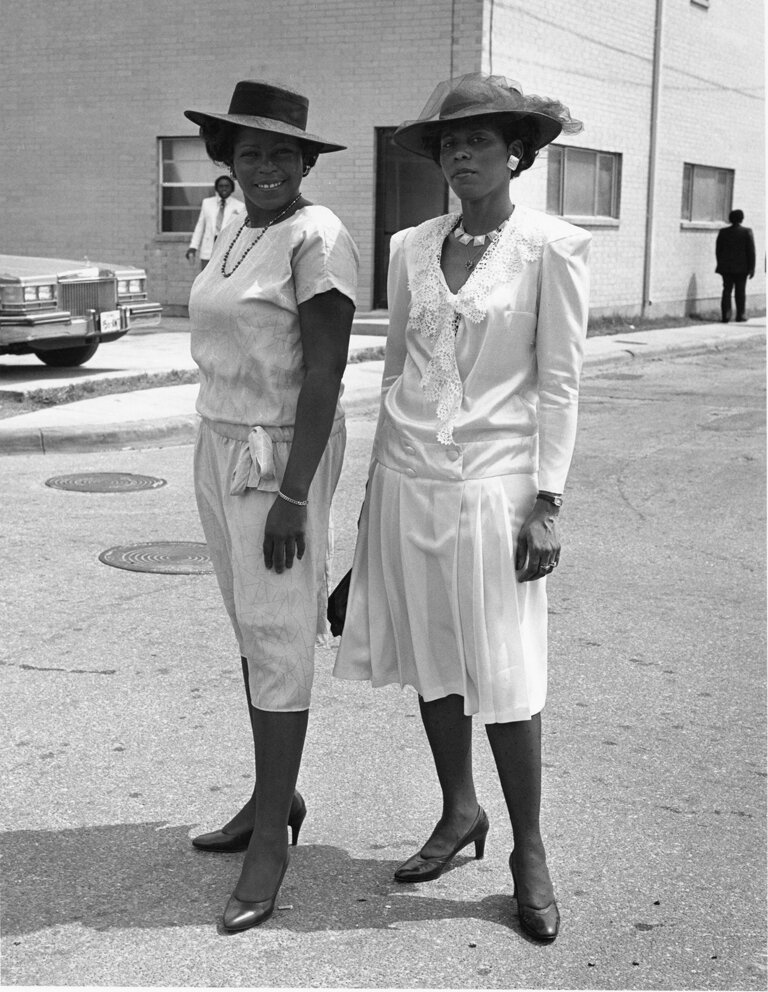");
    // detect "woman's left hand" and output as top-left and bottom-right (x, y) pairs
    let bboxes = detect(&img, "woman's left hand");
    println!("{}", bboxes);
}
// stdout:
(263, 497), (307, 573)
(515, 502), (561, 583)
